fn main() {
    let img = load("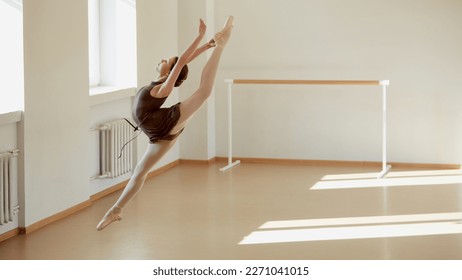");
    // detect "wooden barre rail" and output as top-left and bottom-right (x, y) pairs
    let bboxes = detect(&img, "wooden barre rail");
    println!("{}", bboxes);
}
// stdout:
(220, 78), (392, 178)
(230, 79), (384, 86)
